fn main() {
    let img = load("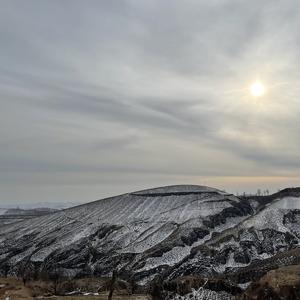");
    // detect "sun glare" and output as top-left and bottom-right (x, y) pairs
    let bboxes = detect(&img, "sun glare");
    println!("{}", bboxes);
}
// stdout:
(250, 81), (266, 97)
